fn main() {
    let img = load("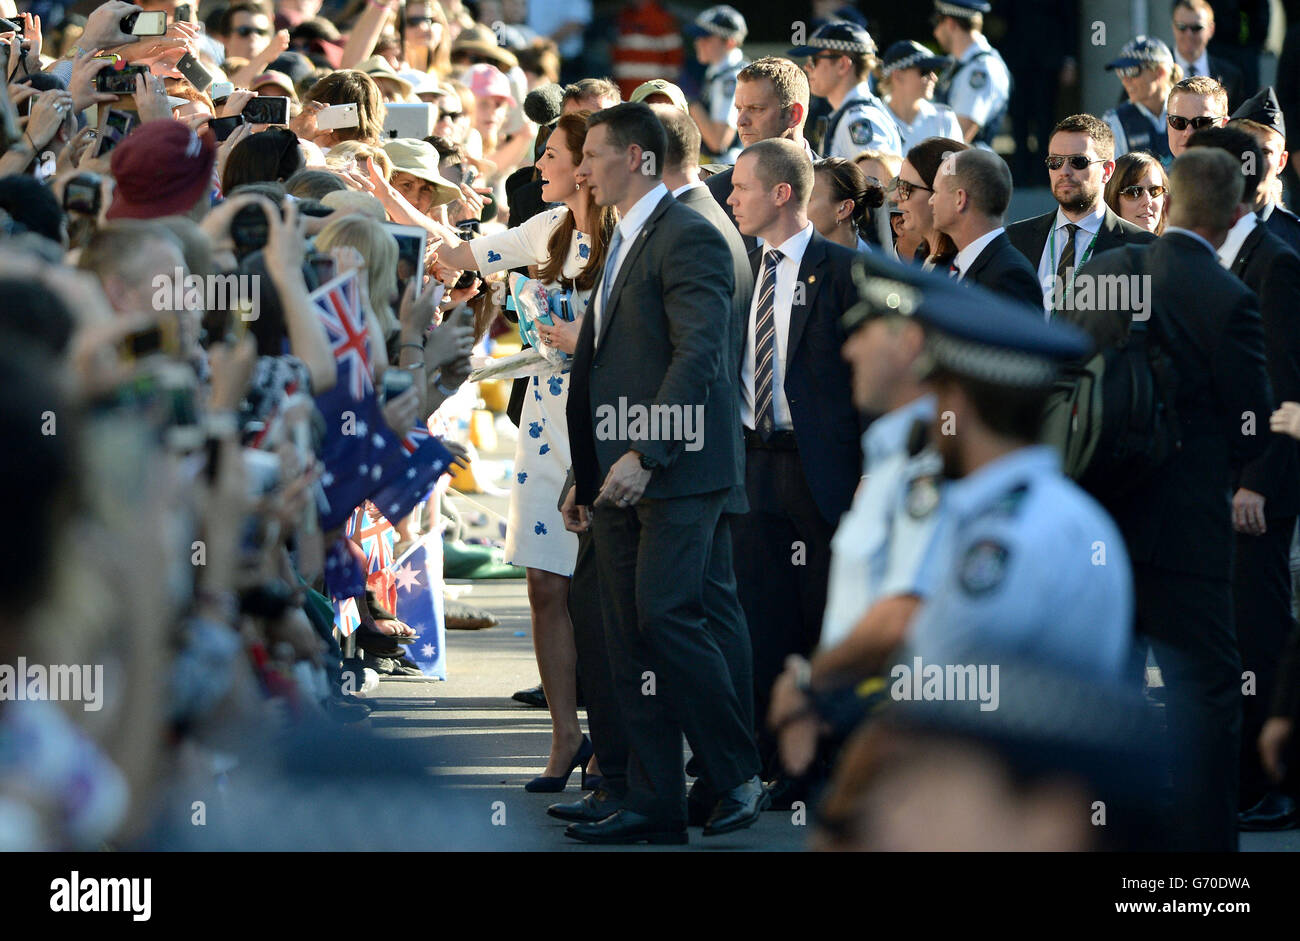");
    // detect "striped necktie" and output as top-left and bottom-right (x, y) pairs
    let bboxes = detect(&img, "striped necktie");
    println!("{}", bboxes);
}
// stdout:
(753, 248), (783, 440)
